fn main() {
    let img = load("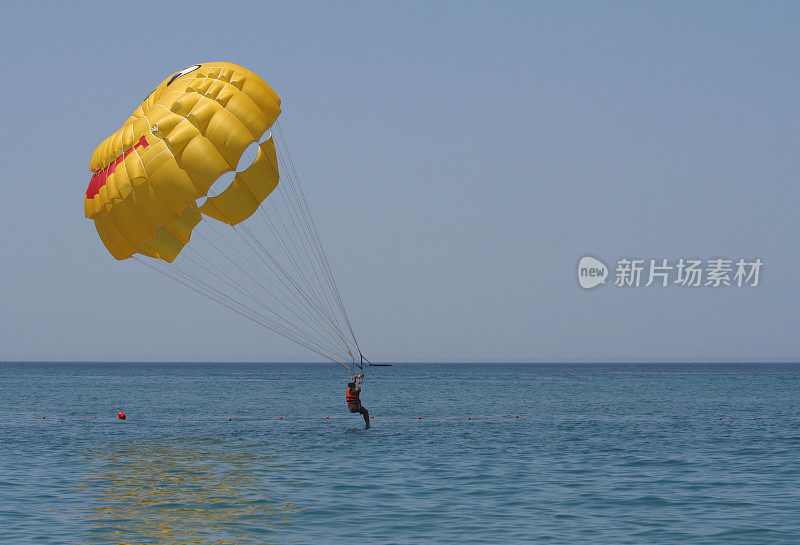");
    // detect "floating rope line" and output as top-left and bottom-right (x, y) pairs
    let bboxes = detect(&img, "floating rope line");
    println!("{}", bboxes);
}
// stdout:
(57, 414), (528, 423)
